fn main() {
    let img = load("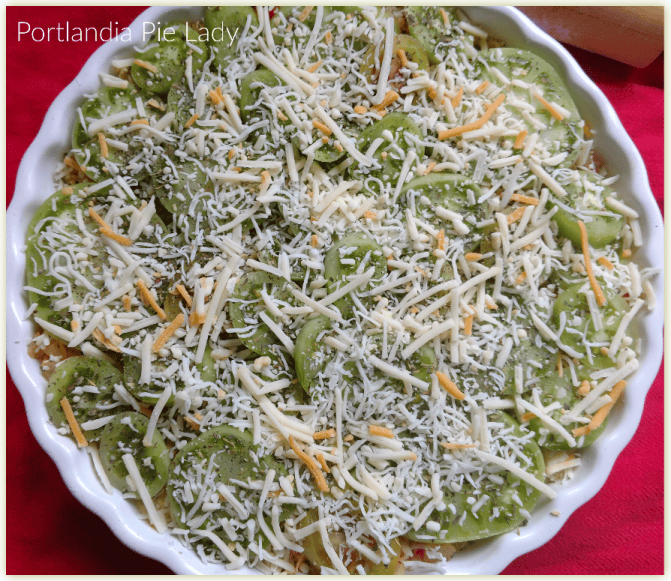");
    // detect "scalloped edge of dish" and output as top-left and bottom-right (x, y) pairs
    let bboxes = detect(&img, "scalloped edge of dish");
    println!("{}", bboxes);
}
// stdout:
(6, 5), (664, 575)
